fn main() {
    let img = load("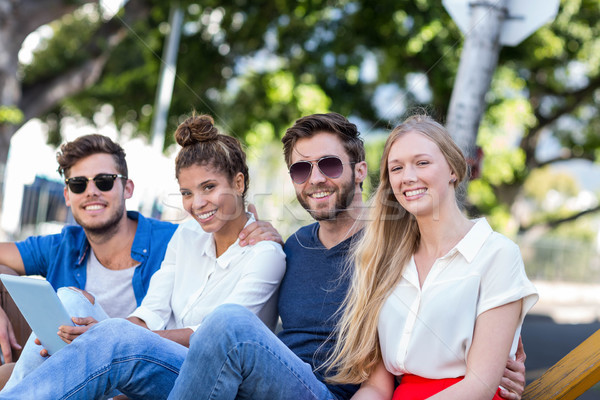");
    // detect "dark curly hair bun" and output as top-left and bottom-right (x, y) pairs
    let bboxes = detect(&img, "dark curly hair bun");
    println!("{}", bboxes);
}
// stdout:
(174, 114), (219, 147)
(174, 112), (250, 202)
